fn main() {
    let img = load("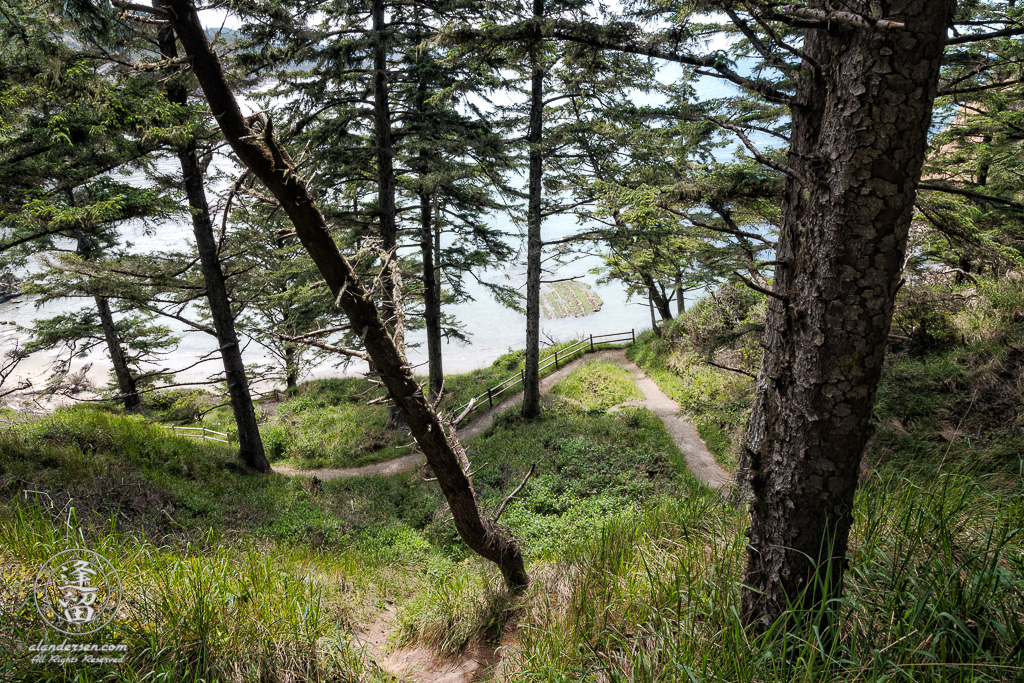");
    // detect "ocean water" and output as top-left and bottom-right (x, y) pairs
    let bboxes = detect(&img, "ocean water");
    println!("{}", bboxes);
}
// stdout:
(0, 68), (747, 392)
(0, 170), (662, 391)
